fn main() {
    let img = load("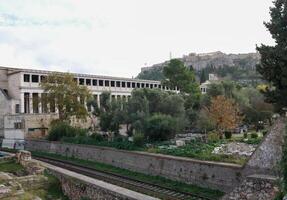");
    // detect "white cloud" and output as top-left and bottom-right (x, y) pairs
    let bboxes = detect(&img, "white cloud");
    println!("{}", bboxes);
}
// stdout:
(0, 0), (275, 77)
